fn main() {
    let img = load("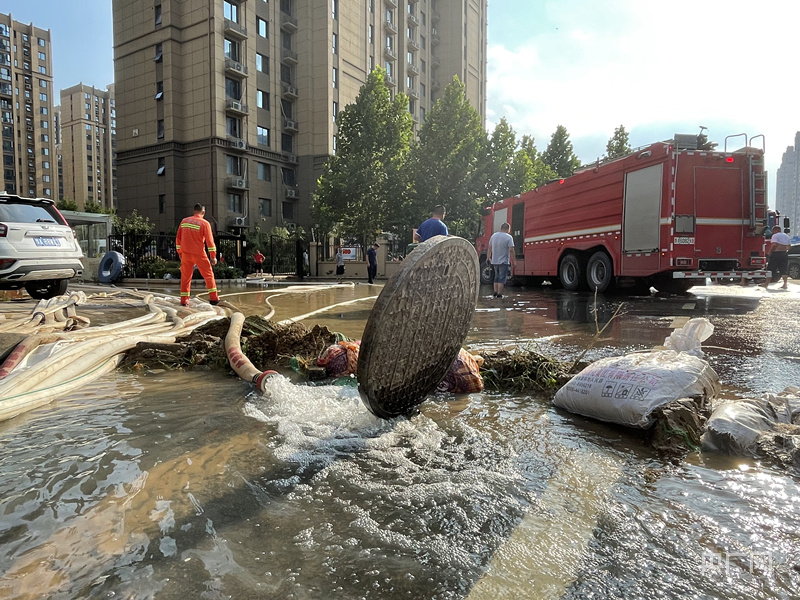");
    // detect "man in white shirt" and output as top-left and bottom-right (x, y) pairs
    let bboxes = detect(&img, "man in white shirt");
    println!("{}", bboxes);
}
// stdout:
(763, 226), (792, 290)
(487, 223), (516, 298)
